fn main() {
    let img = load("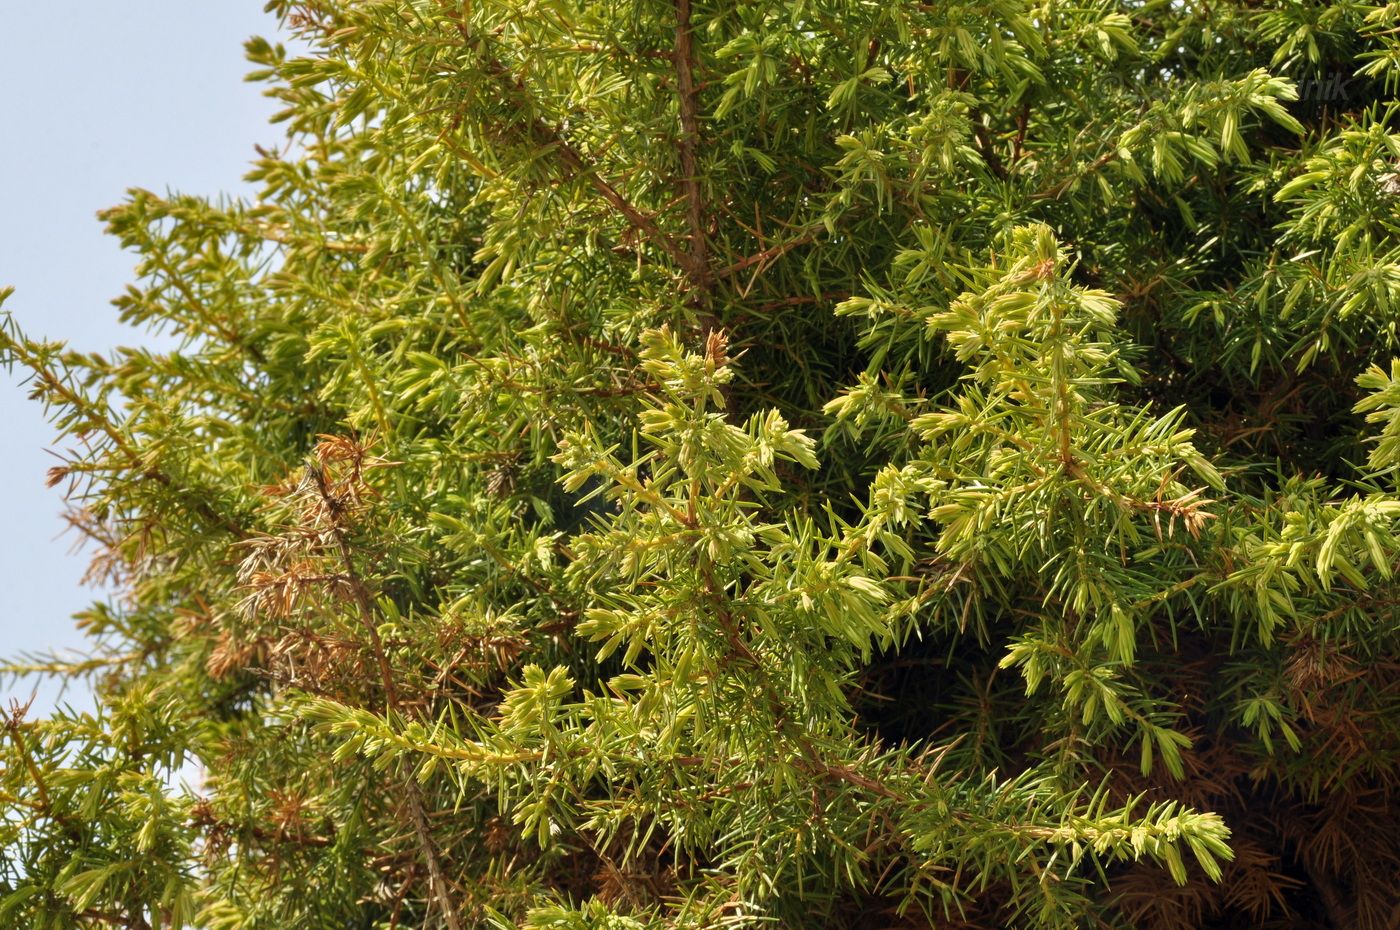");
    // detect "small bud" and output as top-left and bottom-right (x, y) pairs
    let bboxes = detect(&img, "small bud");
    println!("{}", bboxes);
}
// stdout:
(705, 328), (729, 369)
